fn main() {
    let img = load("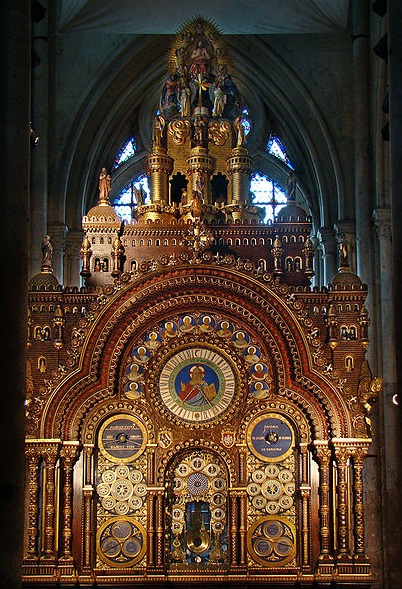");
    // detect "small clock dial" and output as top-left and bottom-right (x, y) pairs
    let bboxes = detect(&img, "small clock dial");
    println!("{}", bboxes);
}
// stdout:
(99, 415), (147, 463)
(158, 346), (236, 423)
(247, 414), (294, 462)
